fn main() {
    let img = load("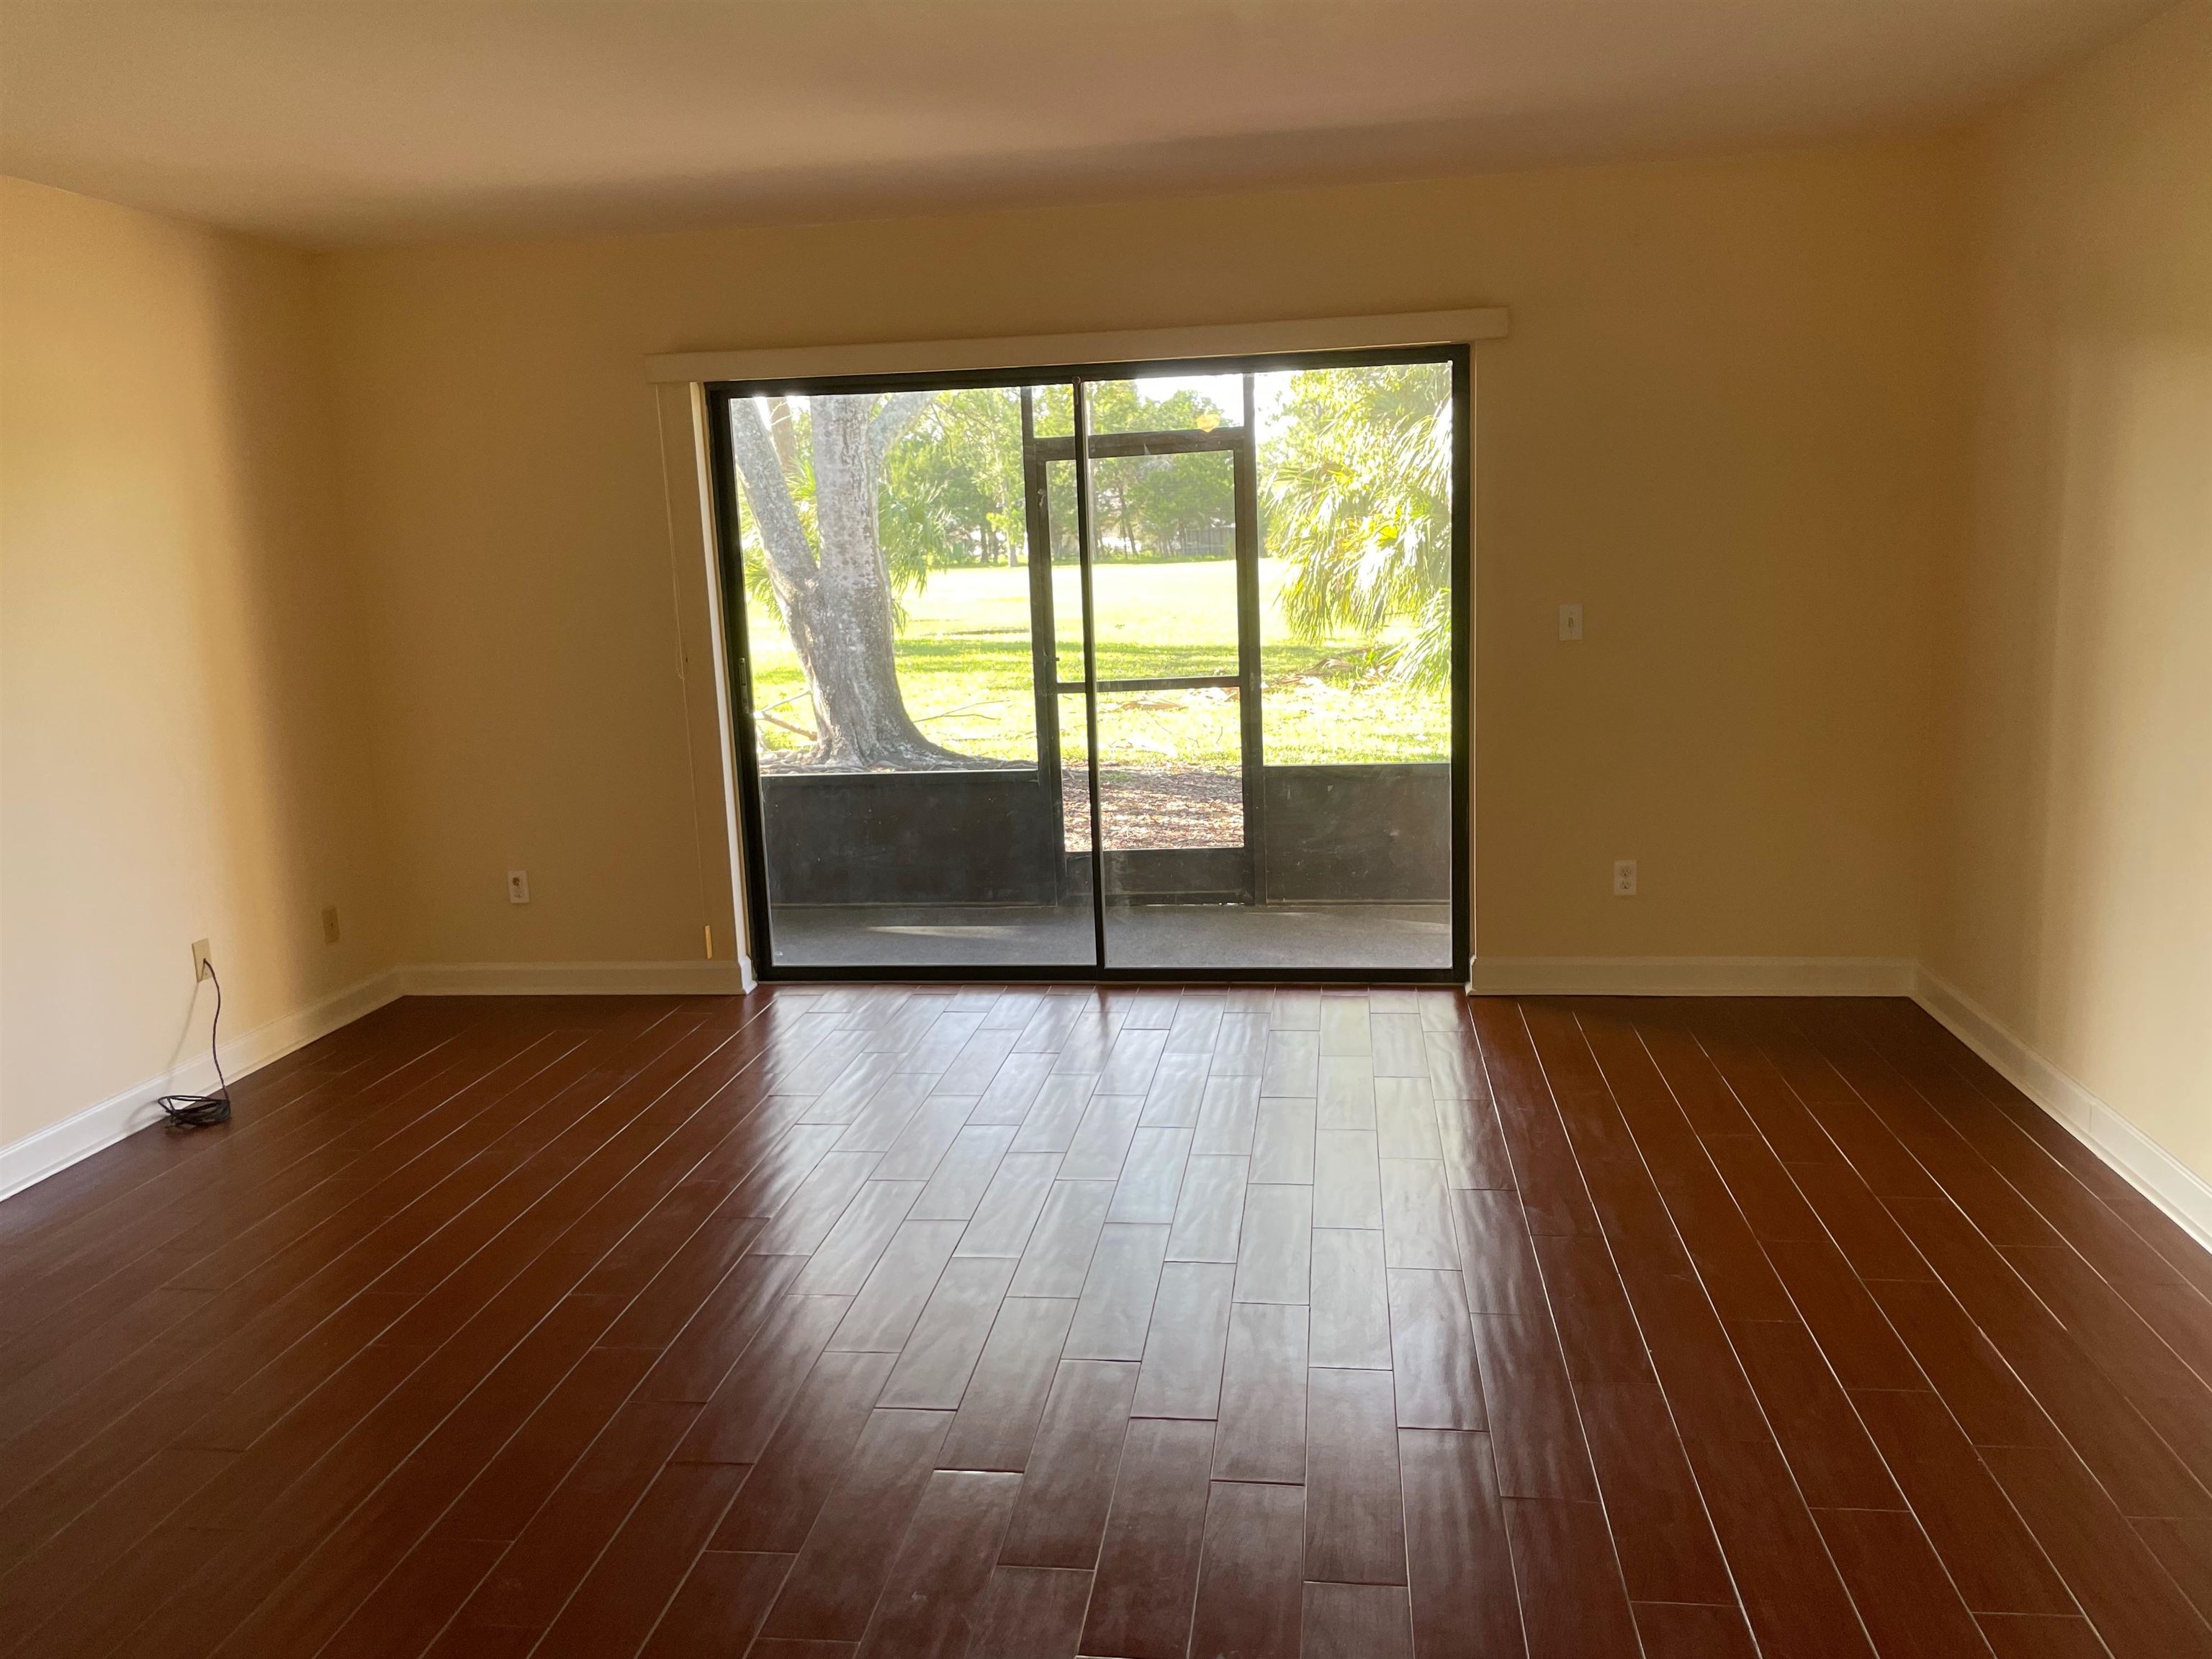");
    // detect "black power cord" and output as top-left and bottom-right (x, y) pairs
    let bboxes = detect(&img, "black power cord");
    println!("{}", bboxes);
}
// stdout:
(155, 961), (233, 1128)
